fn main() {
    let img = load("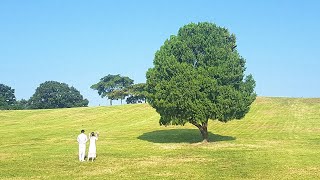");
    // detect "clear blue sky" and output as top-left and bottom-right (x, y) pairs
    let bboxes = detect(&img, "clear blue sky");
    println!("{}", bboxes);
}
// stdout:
(1, 0), (319, 106)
